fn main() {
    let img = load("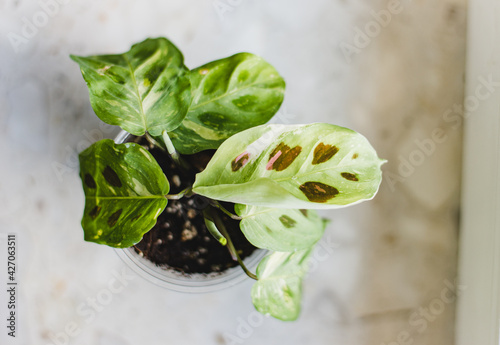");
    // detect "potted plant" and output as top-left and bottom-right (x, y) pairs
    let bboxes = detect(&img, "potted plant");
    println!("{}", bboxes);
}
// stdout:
(71, 37), (385, 321)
